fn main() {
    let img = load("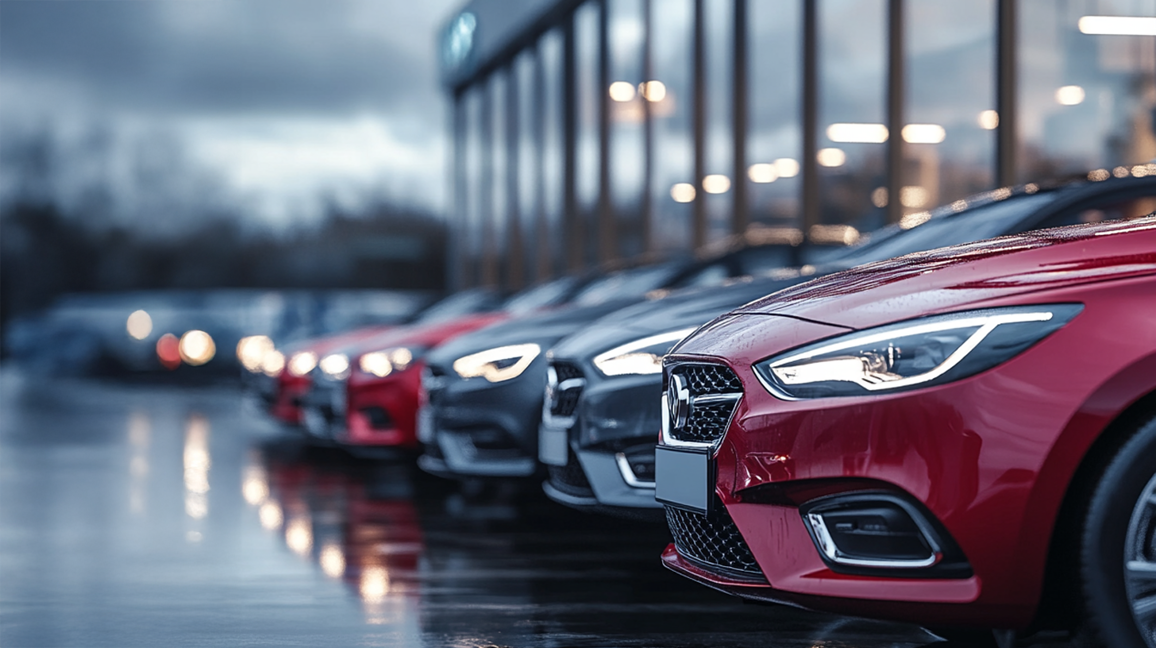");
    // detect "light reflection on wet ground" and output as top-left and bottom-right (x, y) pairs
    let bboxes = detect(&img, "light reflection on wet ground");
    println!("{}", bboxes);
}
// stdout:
(0, 373), (1066, 647)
